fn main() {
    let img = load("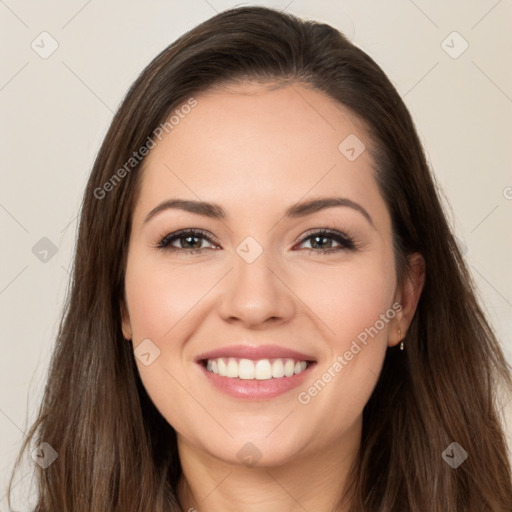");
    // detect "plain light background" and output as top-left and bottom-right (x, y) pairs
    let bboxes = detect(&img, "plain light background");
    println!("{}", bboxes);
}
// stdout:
(1, 0), (511, 508)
